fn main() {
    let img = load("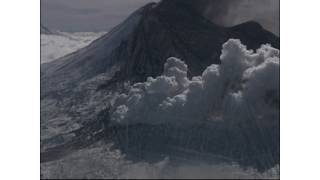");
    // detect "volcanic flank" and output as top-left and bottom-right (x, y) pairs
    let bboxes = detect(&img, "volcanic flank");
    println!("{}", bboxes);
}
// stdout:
(41, 0), (280, 172)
